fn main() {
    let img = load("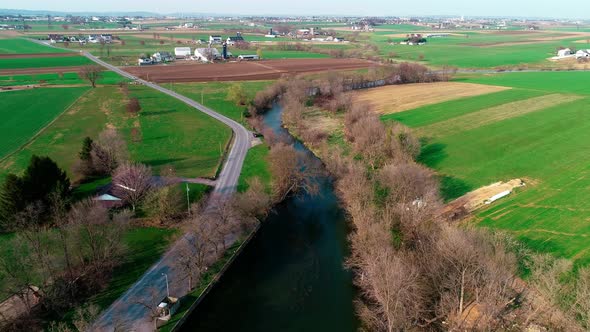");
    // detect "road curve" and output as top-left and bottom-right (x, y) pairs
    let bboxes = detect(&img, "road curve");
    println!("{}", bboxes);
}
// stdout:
(28, 41), (252, 330)
(82, 53), (252, 330)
